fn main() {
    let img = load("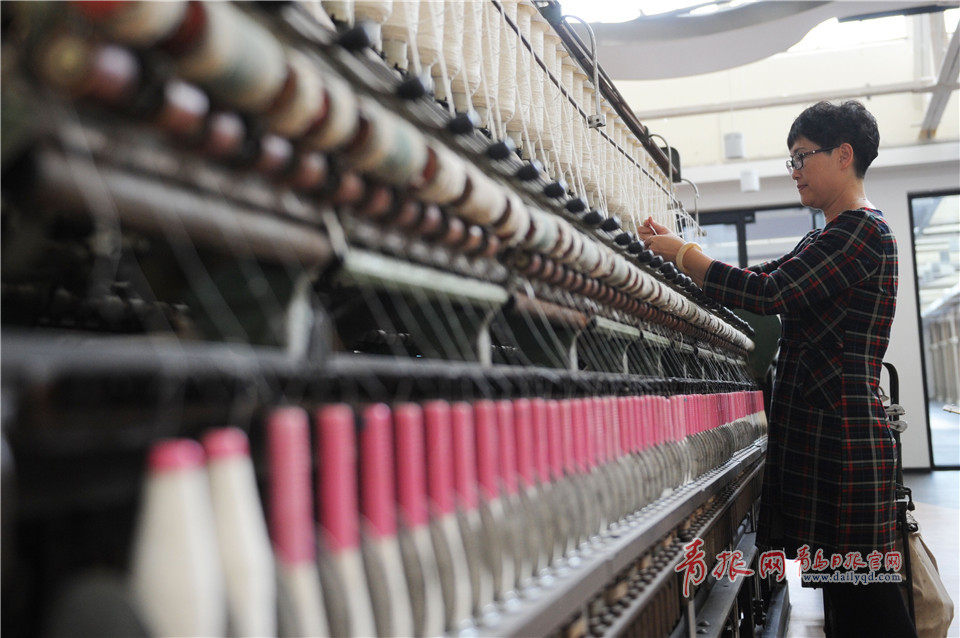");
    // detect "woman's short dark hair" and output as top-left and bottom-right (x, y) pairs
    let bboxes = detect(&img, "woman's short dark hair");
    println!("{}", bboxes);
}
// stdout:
(787, 100), (880, 178)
